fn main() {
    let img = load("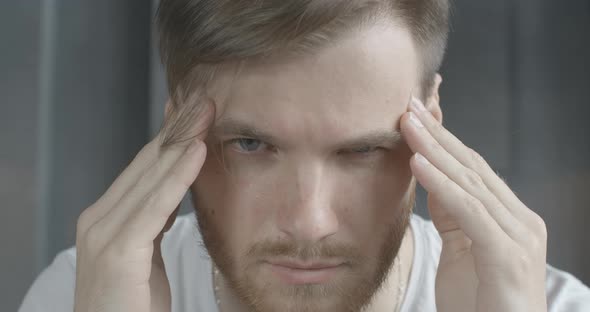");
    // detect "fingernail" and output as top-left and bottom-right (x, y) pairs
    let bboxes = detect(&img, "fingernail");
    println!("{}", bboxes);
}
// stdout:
(409, 112), (424, 128)
(411, 96), (427, 112)
(415, 153), (429, 165)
